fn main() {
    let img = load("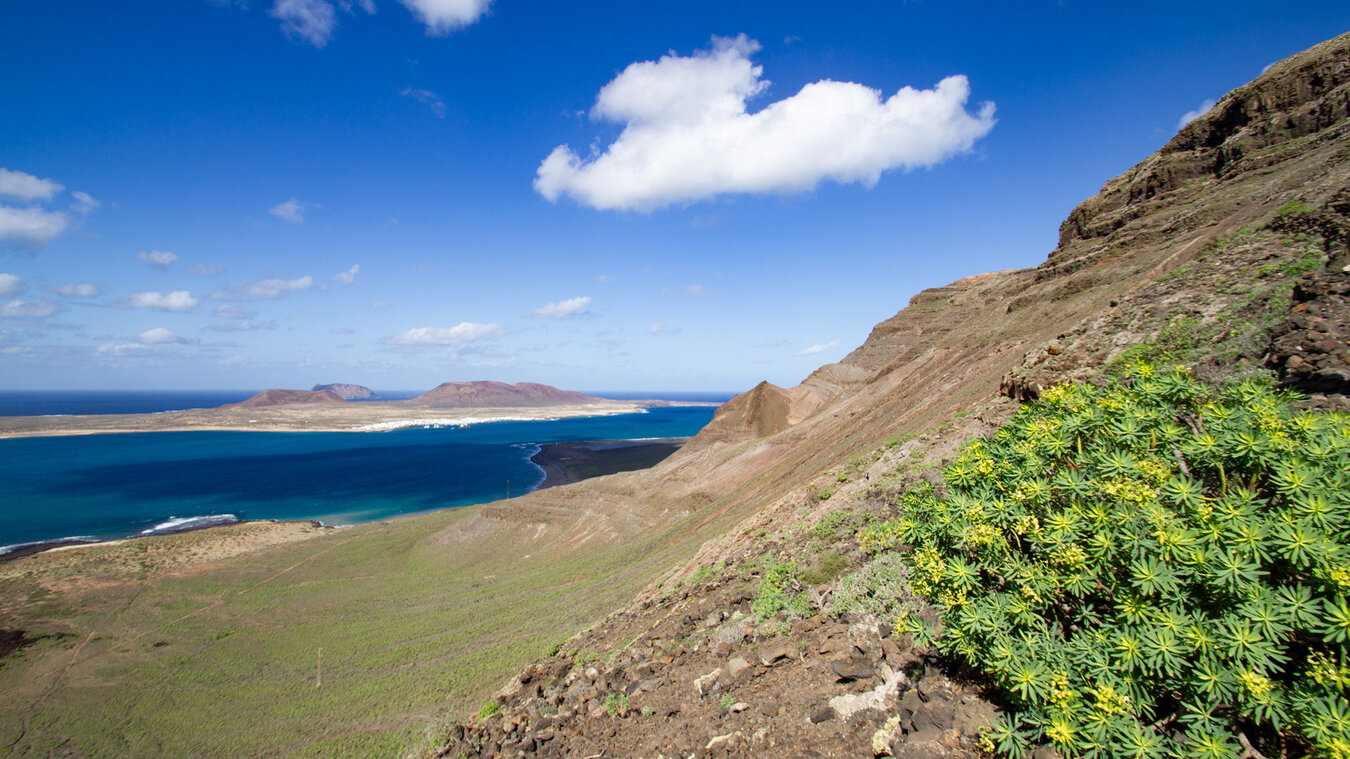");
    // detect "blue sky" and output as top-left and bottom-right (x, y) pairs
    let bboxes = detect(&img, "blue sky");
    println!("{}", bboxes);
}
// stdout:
(1, 2), (1346, 392)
